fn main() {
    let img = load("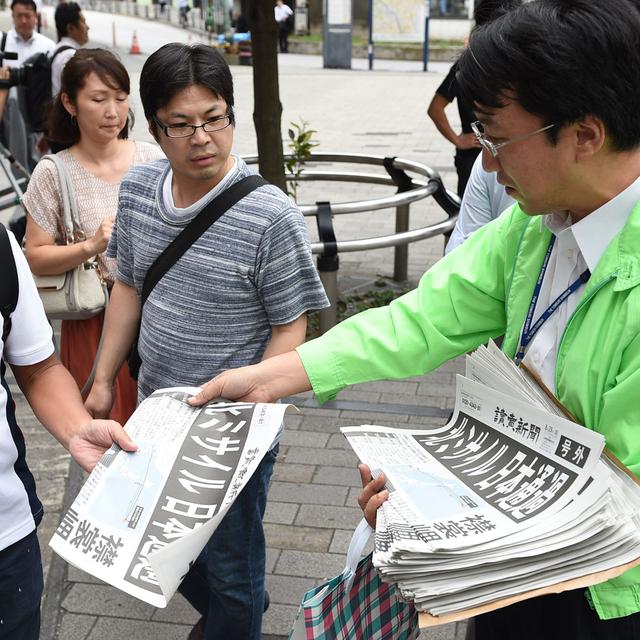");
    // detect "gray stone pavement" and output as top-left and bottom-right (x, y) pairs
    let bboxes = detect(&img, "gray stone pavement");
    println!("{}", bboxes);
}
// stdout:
(0, 9), (470, 639)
